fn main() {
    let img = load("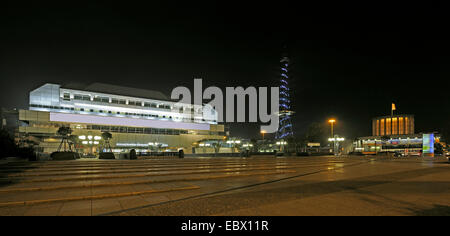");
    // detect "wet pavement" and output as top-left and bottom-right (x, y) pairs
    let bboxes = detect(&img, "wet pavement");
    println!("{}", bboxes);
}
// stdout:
(0, 155), (448, 216)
